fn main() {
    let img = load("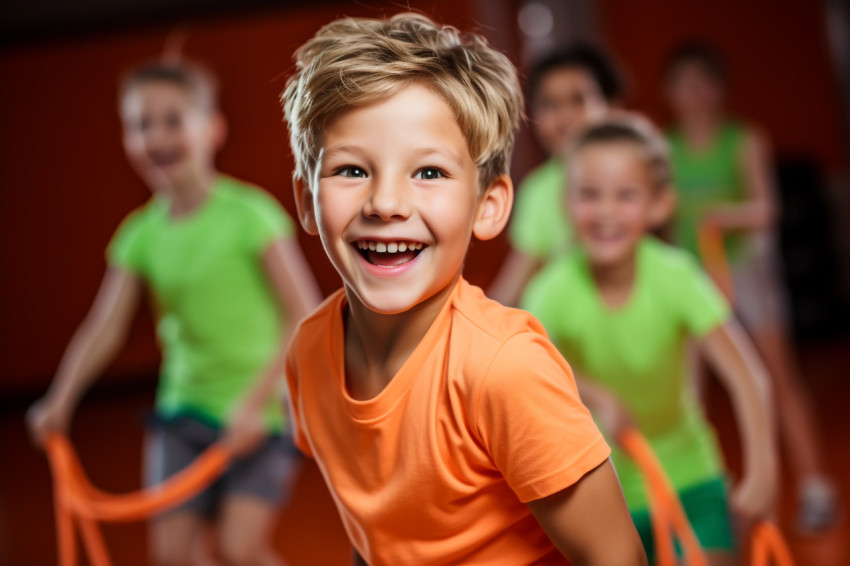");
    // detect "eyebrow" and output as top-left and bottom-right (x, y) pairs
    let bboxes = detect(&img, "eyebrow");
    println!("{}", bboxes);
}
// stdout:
(321, 145), (466, 168)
